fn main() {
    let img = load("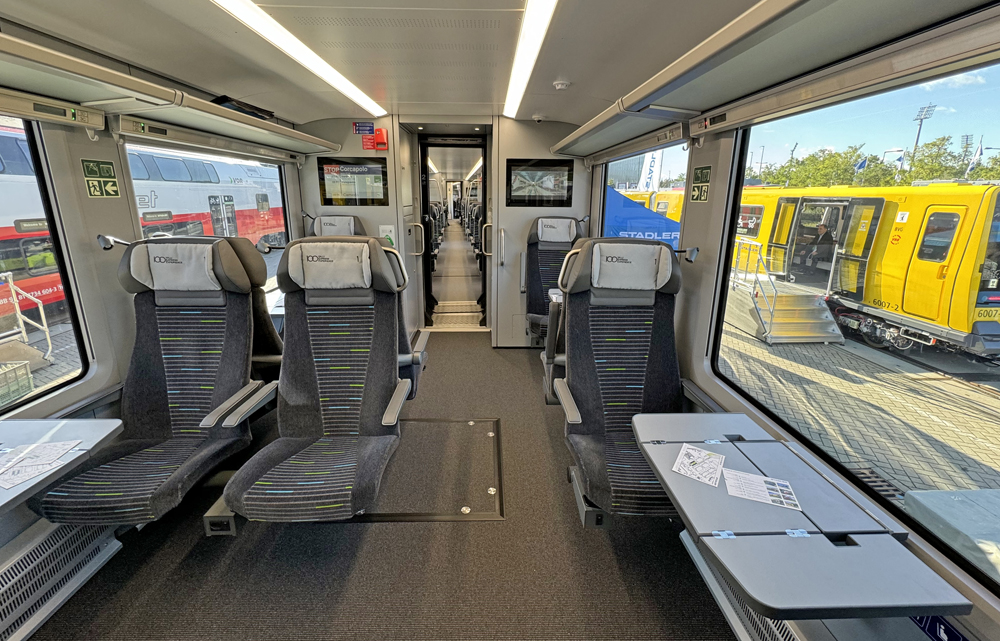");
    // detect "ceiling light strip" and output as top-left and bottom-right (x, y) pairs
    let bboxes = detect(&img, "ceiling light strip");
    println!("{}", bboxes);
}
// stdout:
(502, 0), (558, 119)
(427, 158), (440, 174)
(465, 158), (483, 181)
(210, 0), (387, 117)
